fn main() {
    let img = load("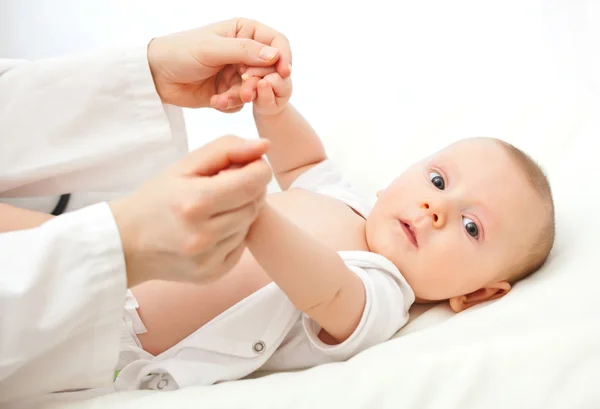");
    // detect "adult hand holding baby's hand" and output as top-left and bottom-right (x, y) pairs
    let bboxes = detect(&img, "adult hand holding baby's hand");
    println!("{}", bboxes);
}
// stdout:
(109, 136), (272, 287)
(147, 17), (292, 111)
